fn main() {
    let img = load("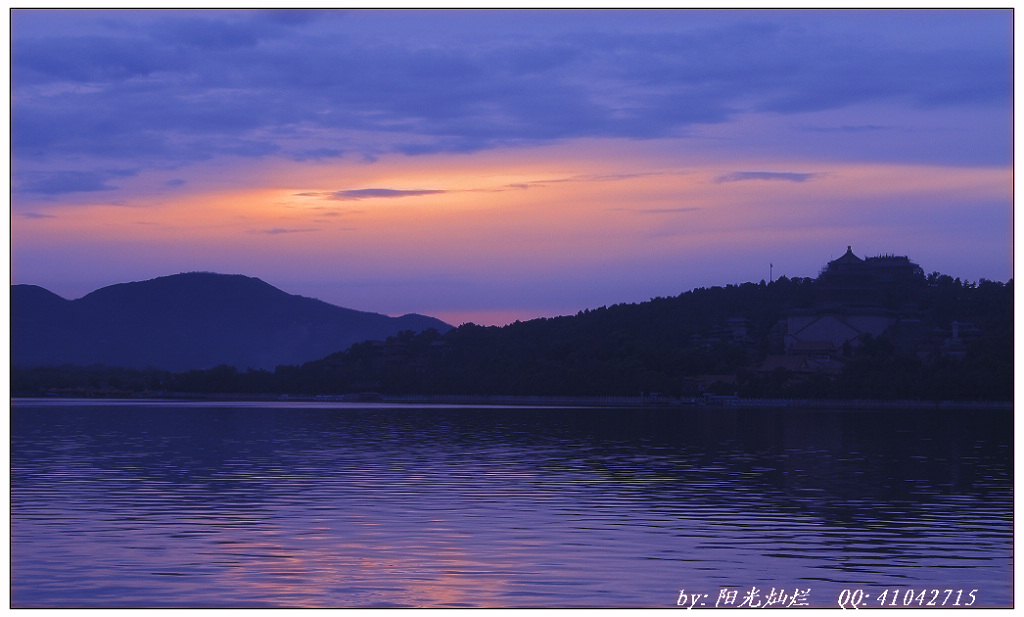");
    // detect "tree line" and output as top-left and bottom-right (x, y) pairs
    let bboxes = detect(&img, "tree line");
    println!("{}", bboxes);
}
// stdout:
(12, 273), (1013, 402)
